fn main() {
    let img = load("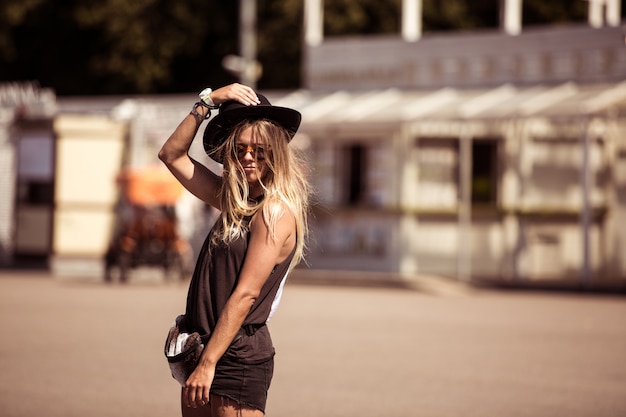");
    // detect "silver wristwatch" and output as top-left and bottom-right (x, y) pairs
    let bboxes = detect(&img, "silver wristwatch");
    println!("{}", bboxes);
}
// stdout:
(199, 87), (219, 108)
